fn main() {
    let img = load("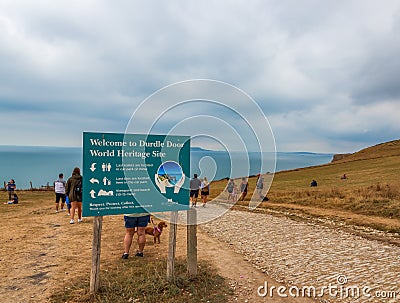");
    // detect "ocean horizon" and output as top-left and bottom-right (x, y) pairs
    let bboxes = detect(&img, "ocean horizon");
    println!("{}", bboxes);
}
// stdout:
(0, 145), (333, 189)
